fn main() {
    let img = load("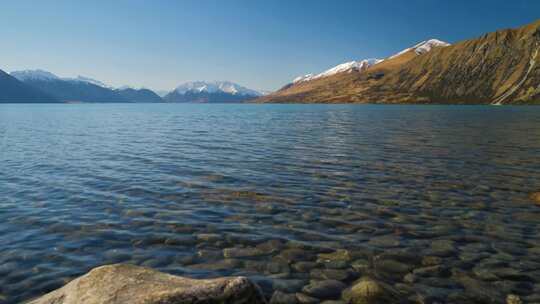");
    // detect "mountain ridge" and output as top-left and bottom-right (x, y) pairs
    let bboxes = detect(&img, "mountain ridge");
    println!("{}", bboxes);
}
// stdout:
(115, 87), (163, 103)
(11, 70), (112, 88)
(290, 39), (451, 87)
(255, 19), (540, 104)
(4, 20), (540, 105)
(164, 81), (263, 103)
(10, 70), (165, 103)
(0, 69), (58, 103)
